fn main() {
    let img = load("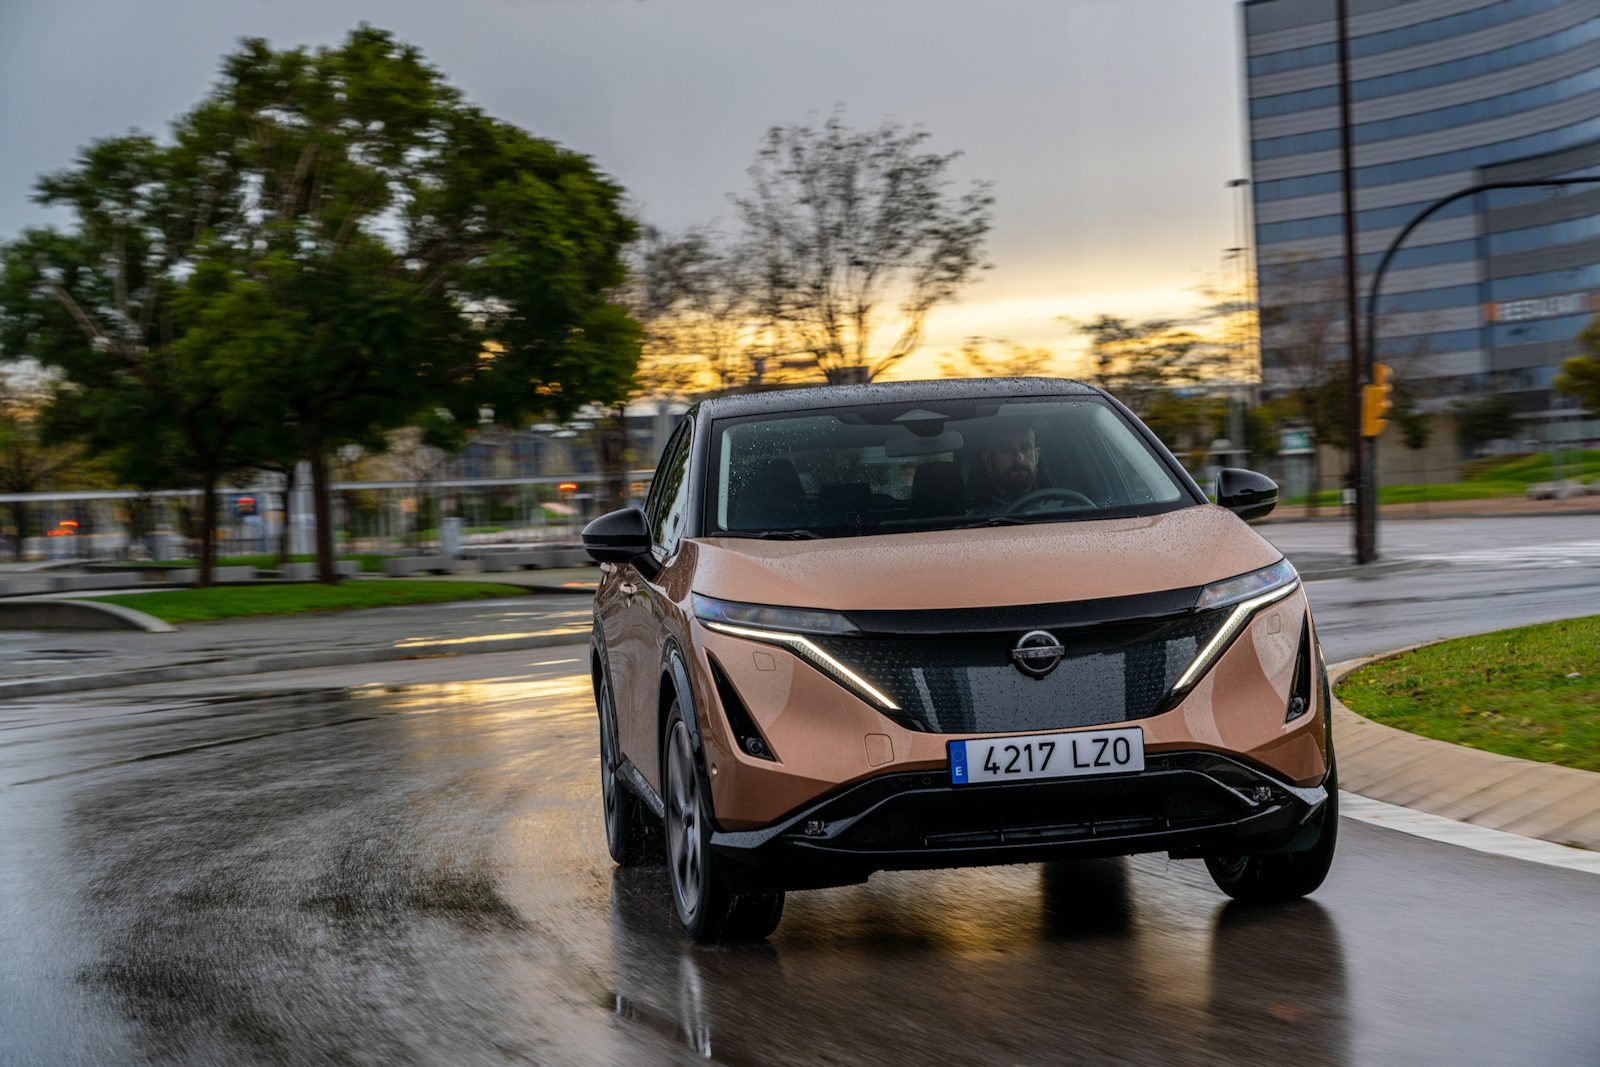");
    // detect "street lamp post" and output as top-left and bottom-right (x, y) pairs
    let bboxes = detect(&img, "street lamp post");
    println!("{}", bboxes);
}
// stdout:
(1361, 176), (1600, 536)
(1333, 0), (1372, 562)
